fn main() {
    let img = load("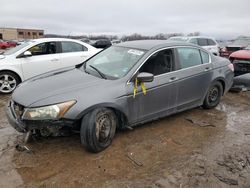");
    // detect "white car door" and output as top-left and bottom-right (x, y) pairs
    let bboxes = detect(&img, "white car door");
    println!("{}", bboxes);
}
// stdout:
(20, 42), (61, 80)
(59, 41), (95, 68)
